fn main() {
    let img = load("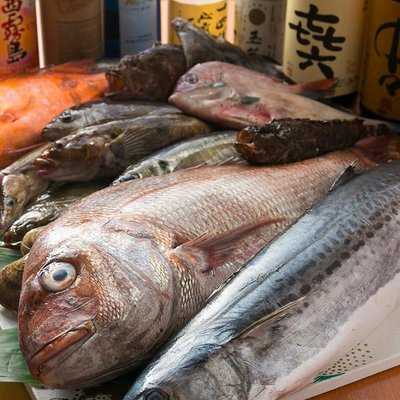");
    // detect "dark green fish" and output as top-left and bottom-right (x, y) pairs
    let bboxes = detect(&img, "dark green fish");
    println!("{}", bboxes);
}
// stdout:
(42, 100), (178, 141)
(115, 131), (242, 184)
(35, 113), (211, 182)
